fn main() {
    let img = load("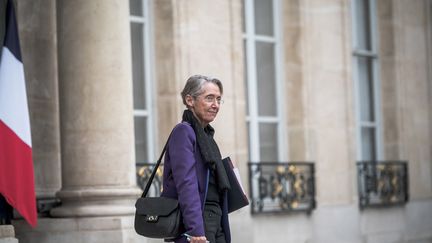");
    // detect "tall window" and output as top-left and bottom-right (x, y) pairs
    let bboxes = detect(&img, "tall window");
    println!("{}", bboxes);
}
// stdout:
(130, 0), (155, 163)
(243, 0), (285, 162)
(352, 0), (382, 161)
